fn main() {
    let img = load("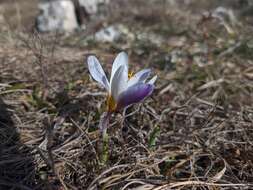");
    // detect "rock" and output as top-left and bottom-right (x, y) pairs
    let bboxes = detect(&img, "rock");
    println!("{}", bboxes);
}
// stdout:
(94, 25), (121, 42)
(0, 7), (7, 32)
(0, 9), (4, 25)
(78, 0), (110, 15)
(83, 24), (132, 44)
(37, 0), (78, 32)
(137, 32), (164, 46)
